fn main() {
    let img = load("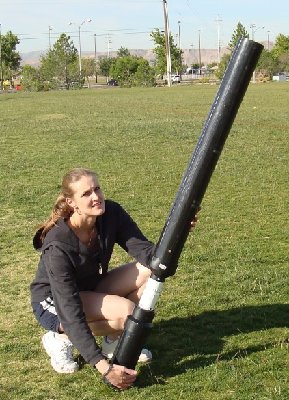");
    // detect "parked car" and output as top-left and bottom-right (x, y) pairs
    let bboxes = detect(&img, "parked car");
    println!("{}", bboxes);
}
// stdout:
(107, 79), (118, 86)
(171, 74), (181, 83)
